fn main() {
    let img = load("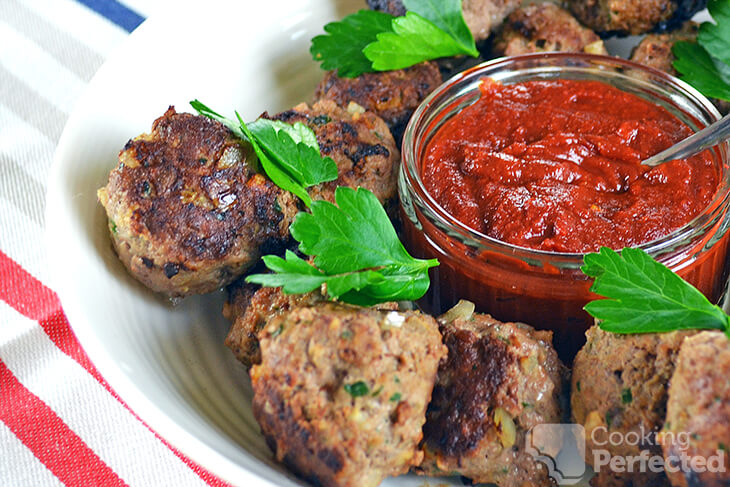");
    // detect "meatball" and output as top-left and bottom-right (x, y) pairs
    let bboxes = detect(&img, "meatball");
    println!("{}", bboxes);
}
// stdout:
(266, 100), (399, 207)
(629, 22), (730, 115)
(492, 3), (608, 57)
(314, 62), (442, 146)
(250, 302), (446, 487)
(367, 0), (521, 42)
(571, 325), (693, 486)
(416, 301), (565, 487)
(629, 21), (698, 74)
(659, 331), (730, 487)
(97, 107), (298, 297)
(566, 0), (707, 36)
(223, 281), (322, 367)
